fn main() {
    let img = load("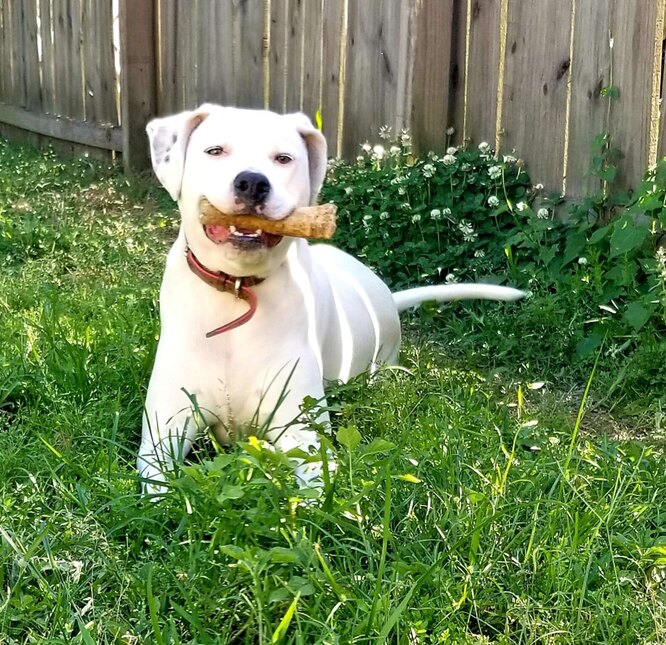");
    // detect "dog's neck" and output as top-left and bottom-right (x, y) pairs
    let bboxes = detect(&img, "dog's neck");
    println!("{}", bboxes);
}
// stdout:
(185, 247), (263, 337)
